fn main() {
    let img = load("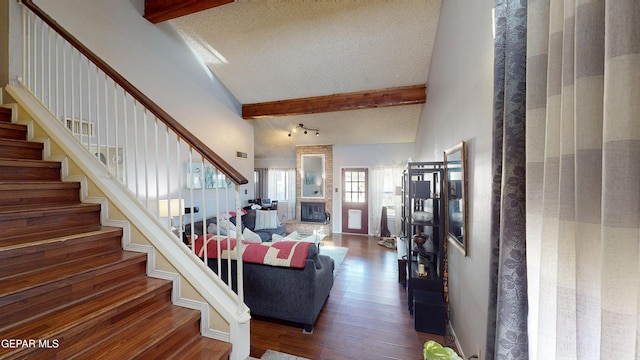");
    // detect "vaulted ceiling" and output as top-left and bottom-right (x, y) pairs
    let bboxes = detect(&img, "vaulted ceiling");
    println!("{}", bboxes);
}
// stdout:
(145, 0), (442, 160)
